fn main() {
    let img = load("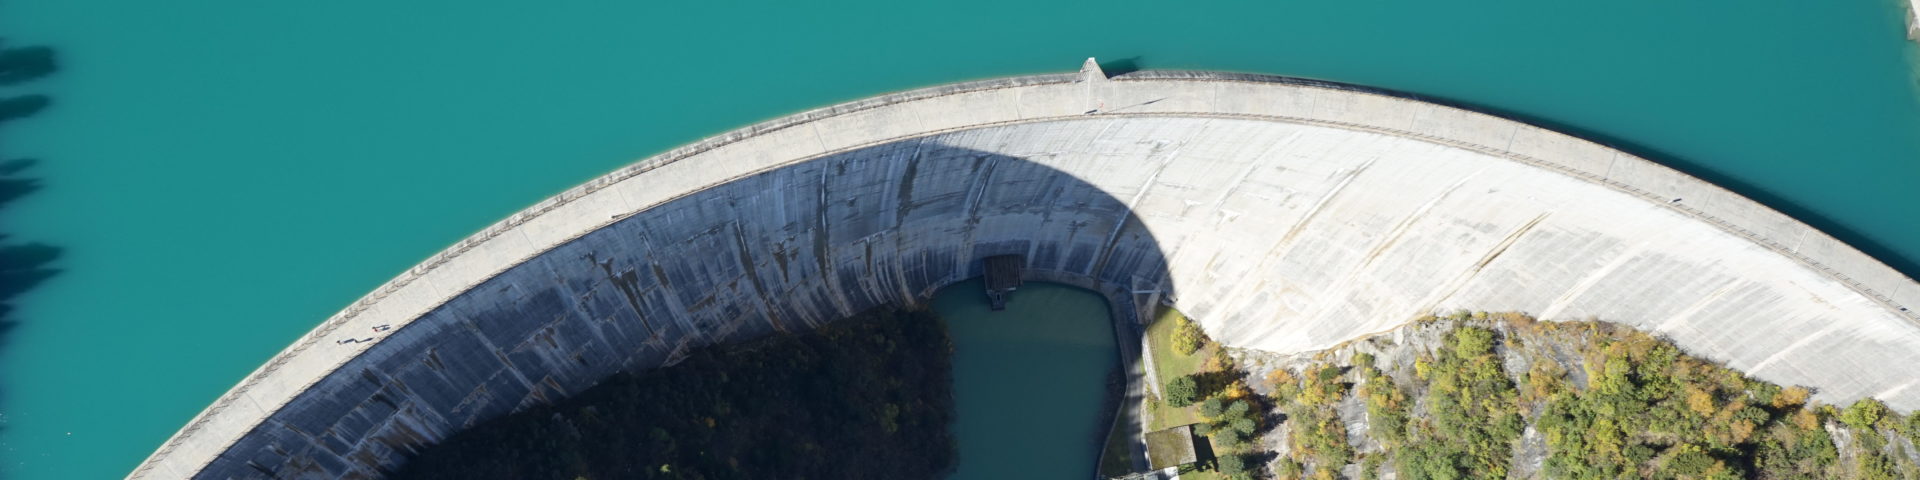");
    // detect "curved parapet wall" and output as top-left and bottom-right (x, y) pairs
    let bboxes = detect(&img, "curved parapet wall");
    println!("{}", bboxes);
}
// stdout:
(131, 62), (1920, 479)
